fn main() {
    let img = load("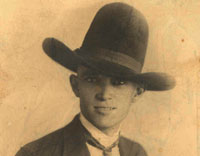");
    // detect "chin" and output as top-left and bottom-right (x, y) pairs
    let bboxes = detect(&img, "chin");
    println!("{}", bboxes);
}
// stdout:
(92, 118), (120, 130)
